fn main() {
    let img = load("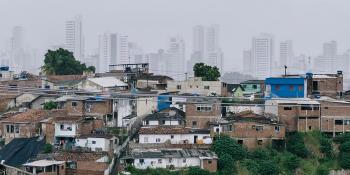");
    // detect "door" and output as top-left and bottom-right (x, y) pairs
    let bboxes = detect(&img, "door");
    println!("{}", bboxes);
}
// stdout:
(194, 135), (198, 144)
